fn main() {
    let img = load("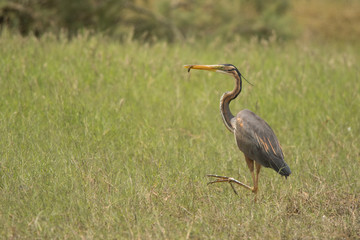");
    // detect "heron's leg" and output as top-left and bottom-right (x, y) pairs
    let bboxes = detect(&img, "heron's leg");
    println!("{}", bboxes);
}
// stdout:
(245, 156), (256, 193)
(253, 162), (261, 194)
(253, 162), (262, 202)
(245, 156), (262, 201)
(206, 156), (258, 196)
(207, 174), (253, 194)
